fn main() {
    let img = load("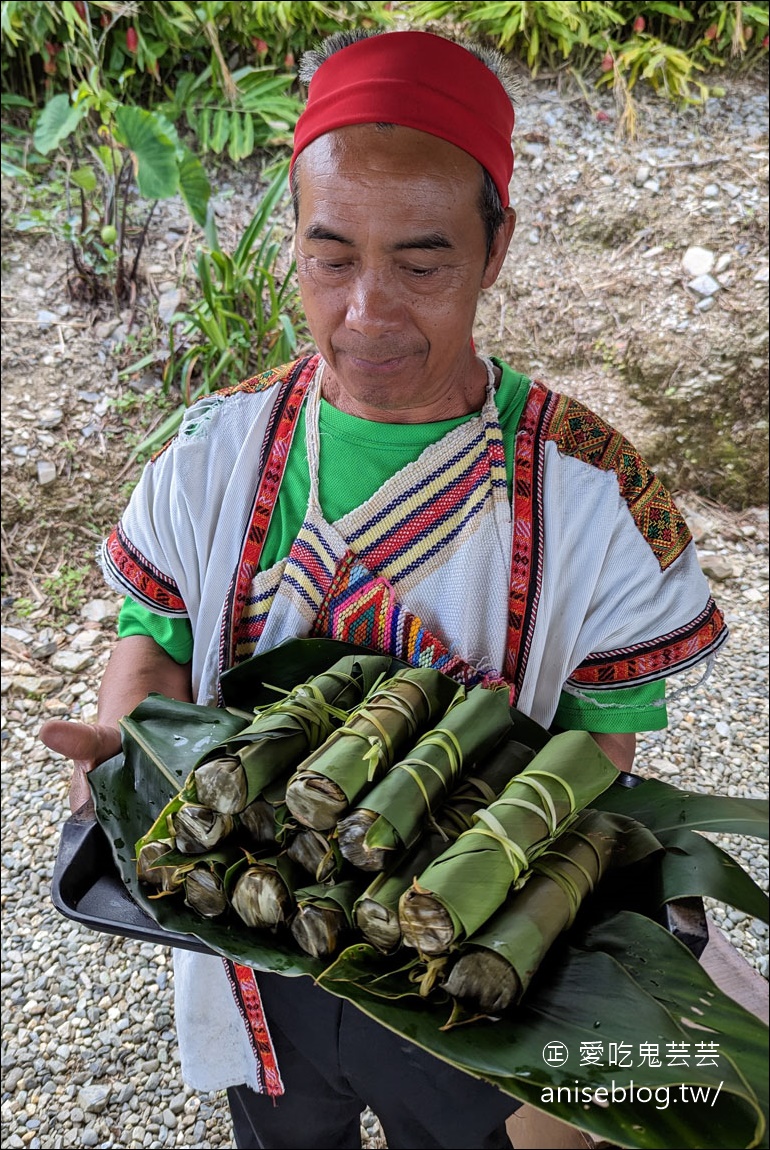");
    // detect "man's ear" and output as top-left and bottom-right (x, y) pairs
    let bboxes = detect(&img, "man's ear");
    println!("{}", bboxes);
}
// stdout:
(481, 208), (516, 289)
